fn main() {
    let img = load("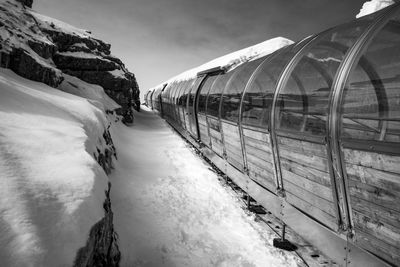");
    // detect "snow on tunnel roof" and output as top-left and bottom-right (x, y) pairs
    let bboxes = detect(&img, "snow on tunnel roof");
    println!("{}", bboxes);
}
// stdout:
(150, 36), (293, 90)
